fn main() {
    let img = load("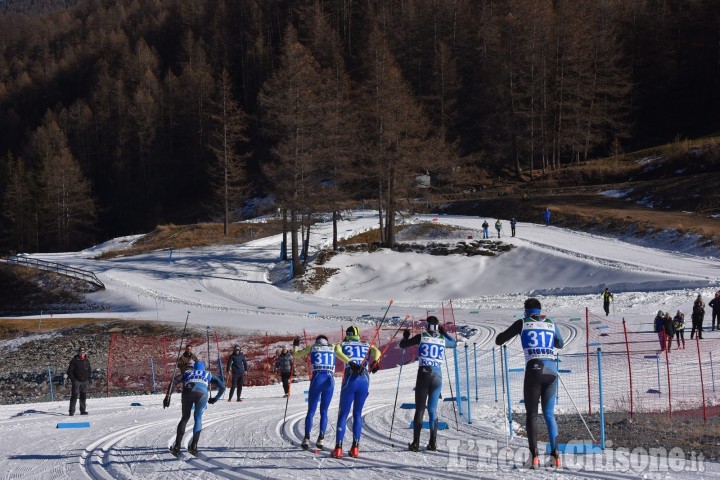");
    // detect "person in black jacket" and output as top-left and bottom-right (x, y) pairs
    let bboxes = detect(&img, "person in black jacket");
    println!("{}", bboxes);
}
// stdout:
(226, 345), (249, 402)
(67, 346), (91, 416)
(709, 291), (720, 331)
(274, 346), (294, 397)
(691, 294), (705, 340)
